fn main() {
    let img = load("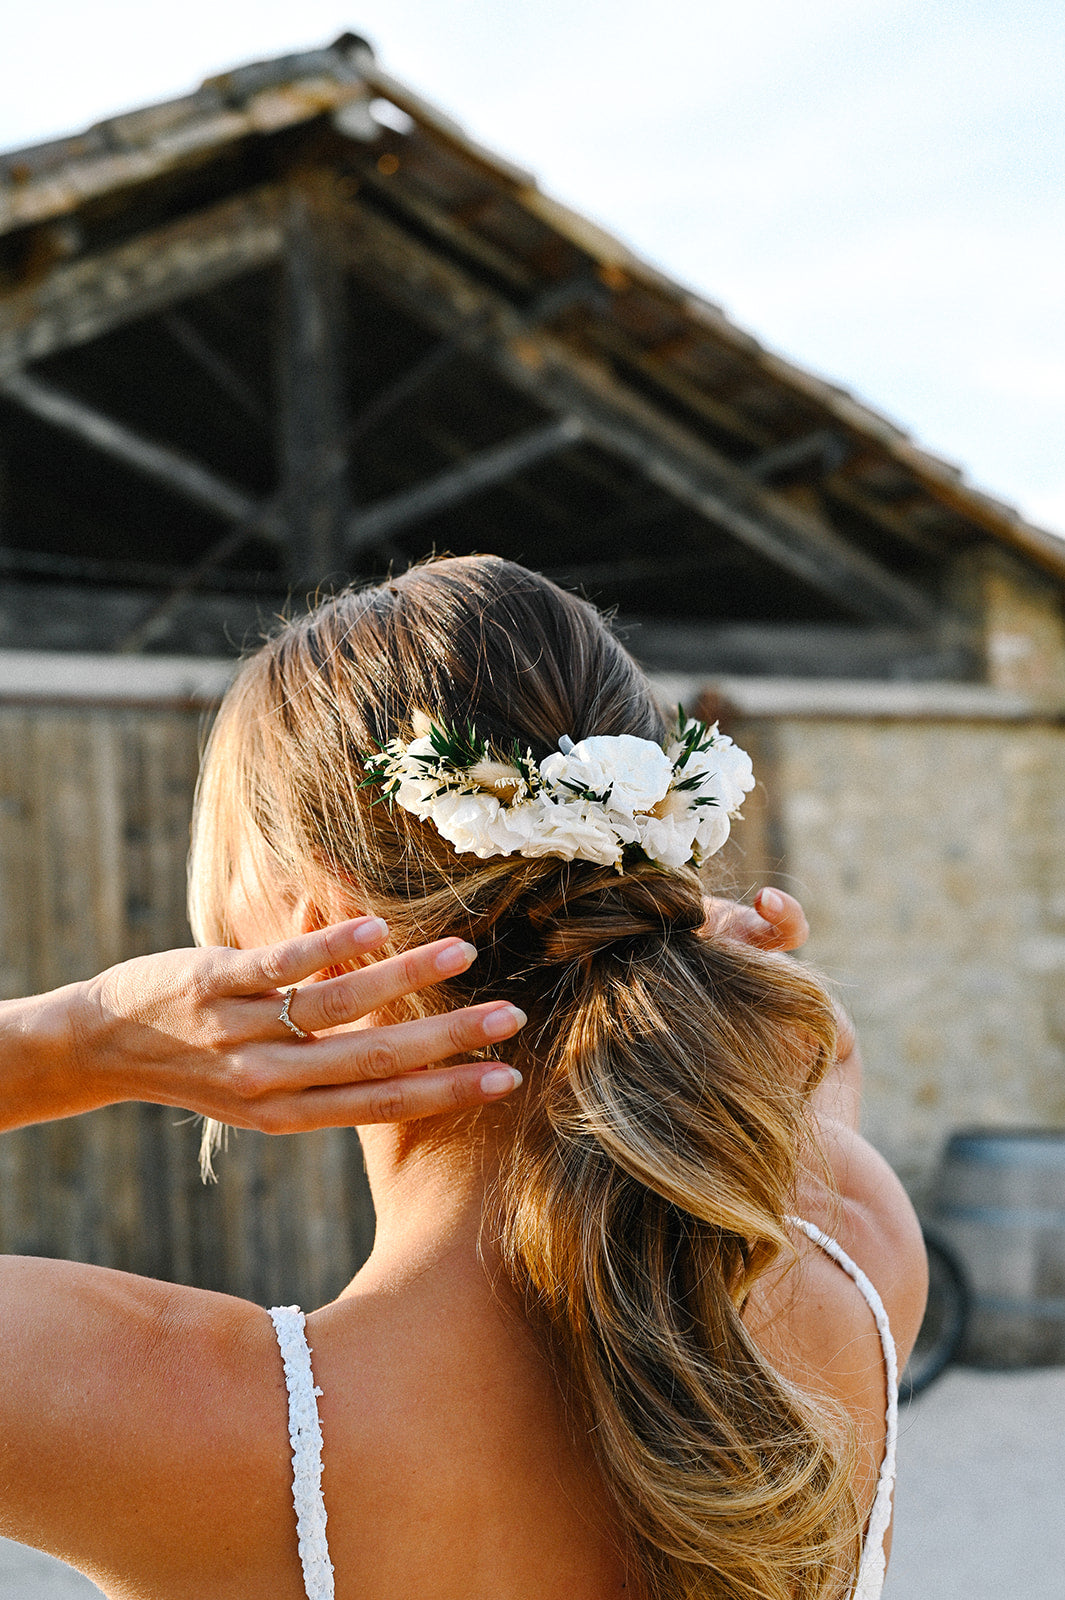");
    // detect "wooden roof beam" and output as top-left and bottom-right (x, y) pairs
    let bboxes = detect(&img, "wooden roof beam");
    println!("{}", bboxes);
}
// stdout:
(340, 203), (942, 628)
(613, 618), (976, 680)
(277, 173), (352, 587)
(346, 416), (583, 556)
(162, 311), (269, 427)
(580, 326), (952, 559)
(0, 187), (284, 377)
(746, 429), (850, 482)
(347, 273), (605, 447)
(540, 372), (938, 626)
(0, 369), (282, 542)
